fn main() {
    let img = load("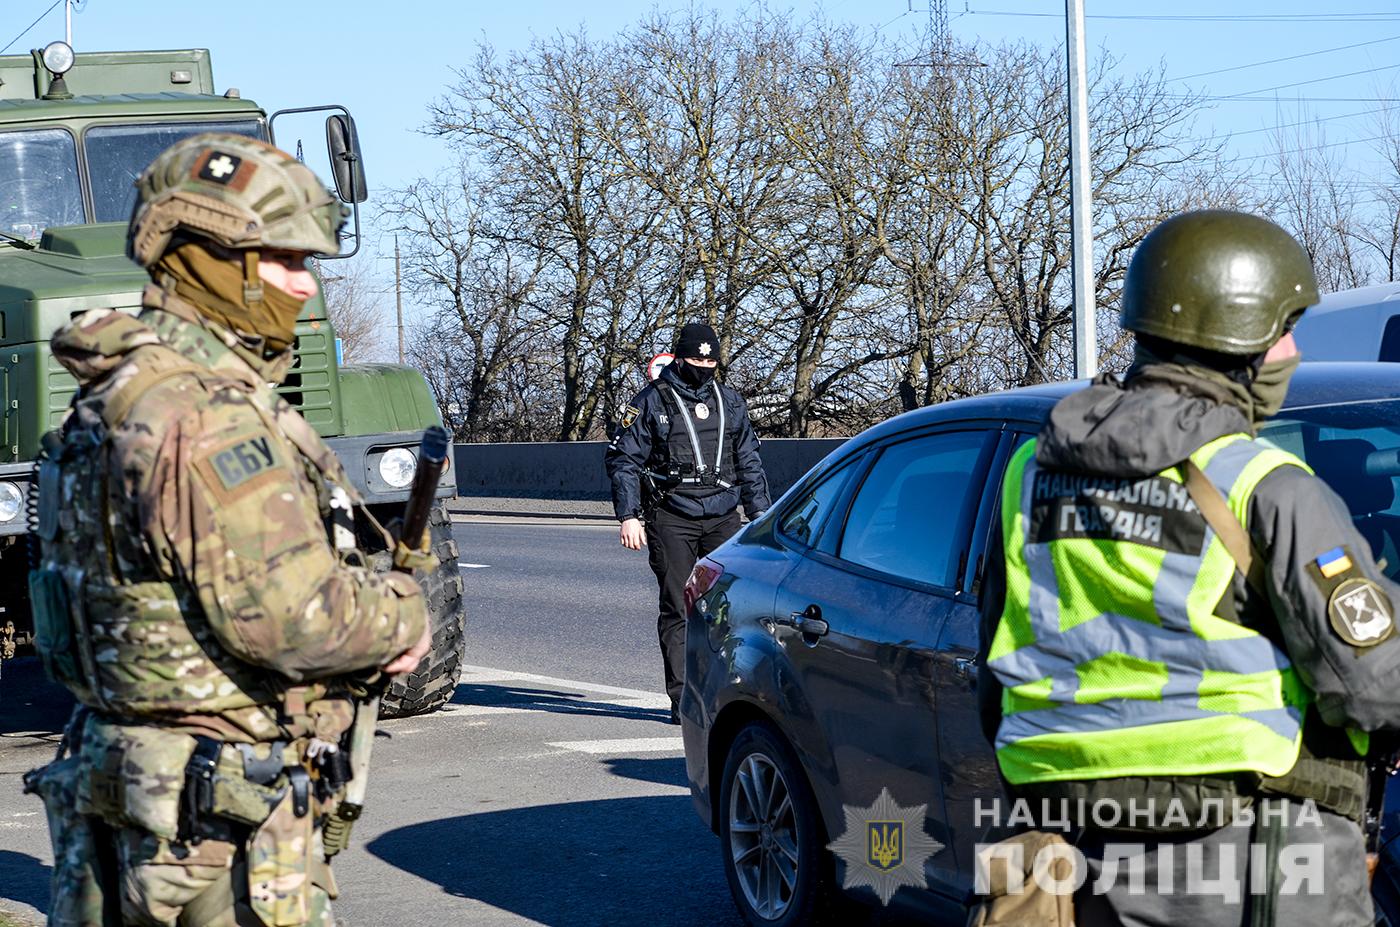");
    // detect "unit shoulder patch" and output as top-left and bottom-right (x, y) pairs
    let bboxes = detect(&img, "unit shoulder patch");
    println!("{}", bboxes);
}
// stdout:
(1328, 577), (1395, 647)
(621, 405), (641, 429)
(195, 433), (286, 502)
